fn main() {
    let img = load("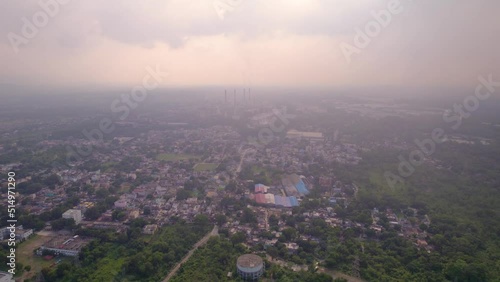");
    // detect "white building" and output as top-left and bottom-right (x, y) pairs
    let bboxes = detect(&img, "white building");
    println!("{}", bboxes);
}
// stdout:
(0, 225), (33, 241)
(114, 199), (129, 209)
(62, 209), (82, 225)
